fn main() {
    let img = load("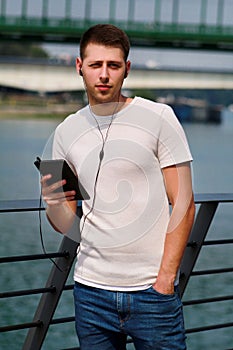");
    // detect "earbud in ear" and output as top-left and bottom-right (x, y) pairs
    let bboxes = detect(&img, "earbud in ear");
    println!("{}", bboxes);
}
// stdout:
(79, 69), (83, 77)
